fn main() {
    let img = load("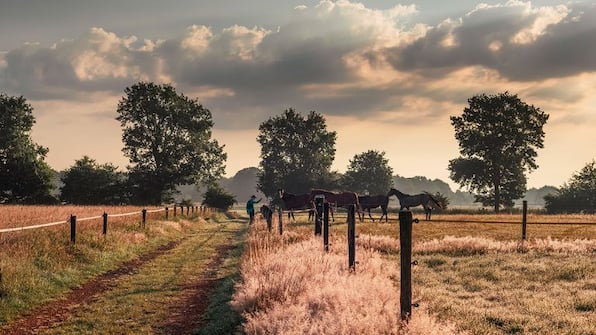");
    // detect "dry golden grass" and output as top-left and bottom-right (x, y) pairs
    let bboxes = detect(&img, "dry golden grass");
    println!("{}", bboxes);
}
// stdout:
(232, 212), (595, 334)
